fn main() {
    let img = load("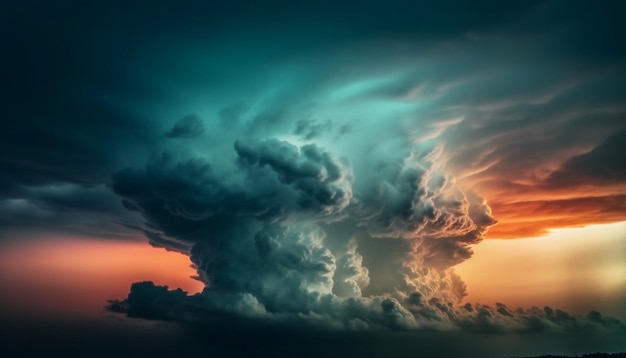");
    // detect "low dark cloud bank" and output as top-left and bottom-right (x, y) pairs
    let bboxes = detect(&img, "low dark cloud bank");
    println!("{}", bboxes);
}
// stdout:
(108, 280), (626, 334)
